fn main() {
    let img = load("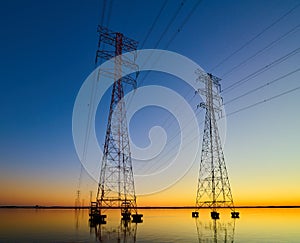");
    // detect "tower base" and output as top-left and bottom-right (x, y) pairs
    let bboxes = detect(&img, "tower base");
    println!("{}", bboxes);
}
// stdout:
(192, 212), (199, 218)
(121, 212), (131, 221)
(89, 214), (107, 225)
(211, 211), (220, 219)
(132, 214), (143, 223)
(231, 211), (240, 218)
